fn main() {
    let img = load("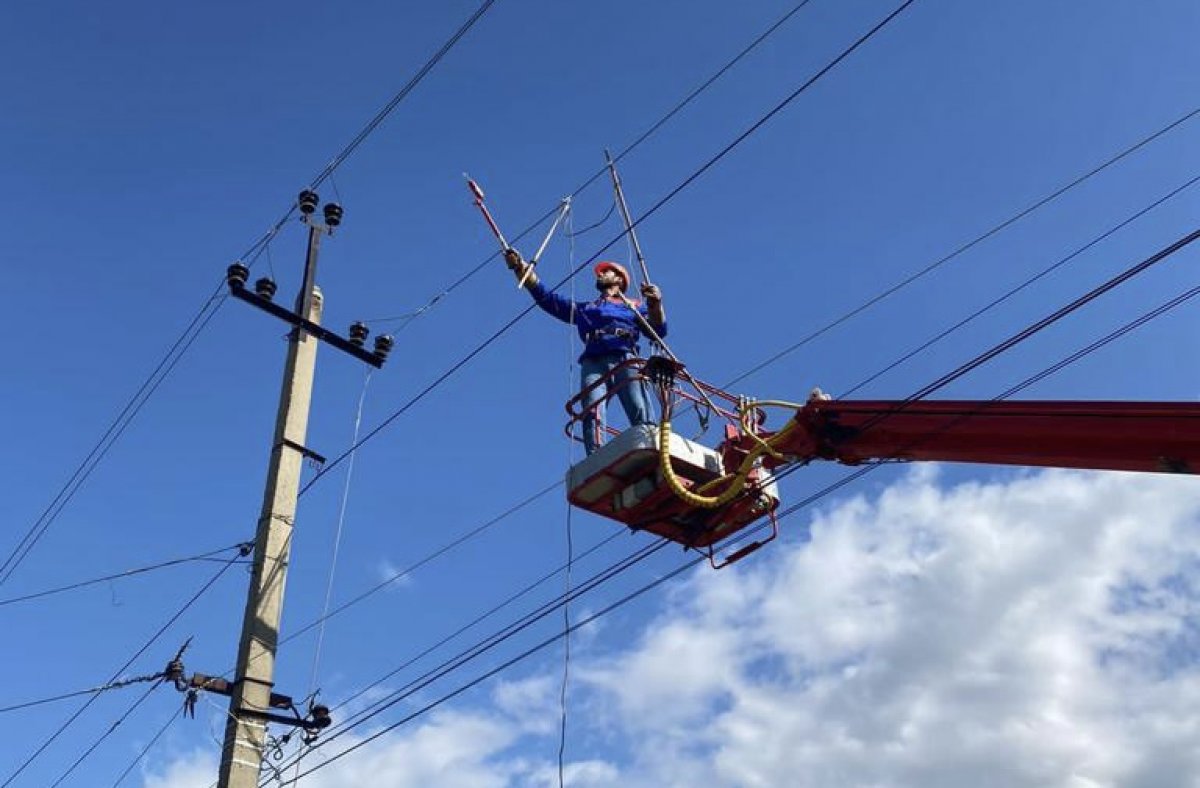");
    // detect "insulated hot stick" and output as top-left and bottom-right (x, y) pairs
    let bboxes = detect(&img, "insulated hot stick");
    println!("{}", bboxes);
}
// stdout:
(605, 150), (651, 287)
(519, 197), (572, 289)
(465, 176), (510, 252)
